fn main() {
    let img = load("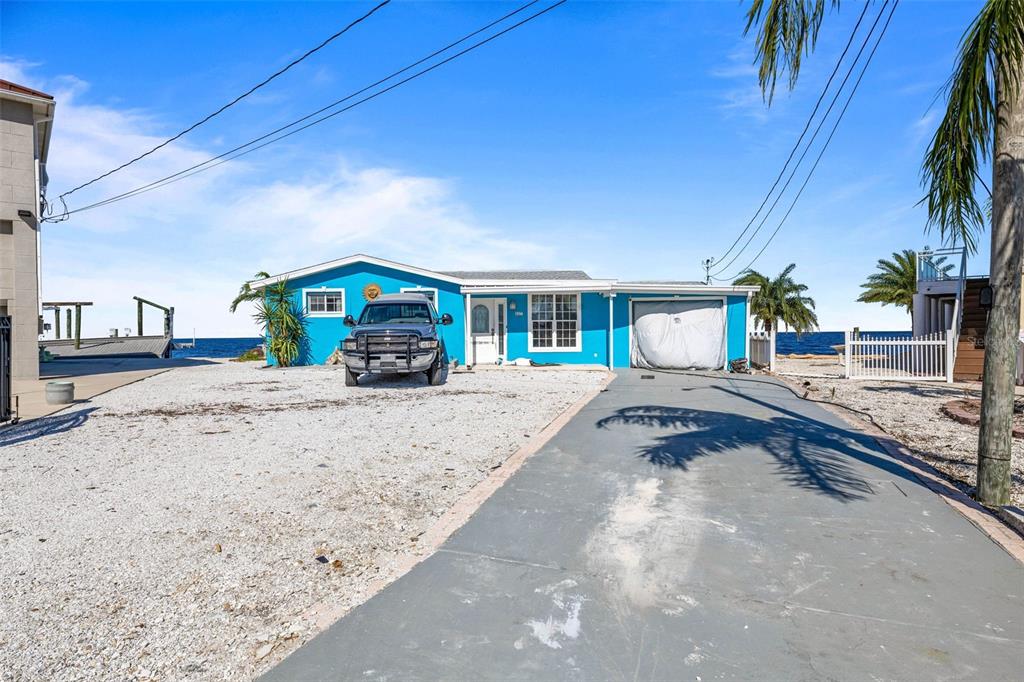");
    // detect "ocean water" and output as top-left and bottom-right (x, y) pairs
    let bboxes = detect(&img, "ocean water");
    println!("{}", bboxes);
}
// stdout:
(775, 331), (912, 355)
(171, 333), (914, 359)
(171, 337), (263, 359)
